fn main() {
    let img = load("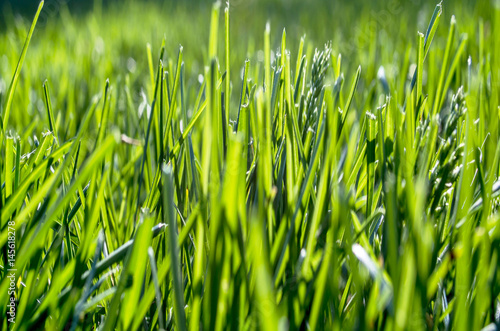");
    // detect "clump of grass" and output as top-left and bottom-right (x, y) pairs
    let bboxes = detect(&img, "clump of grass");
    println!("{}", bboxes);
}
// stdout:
(1, 0), (500, 330)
